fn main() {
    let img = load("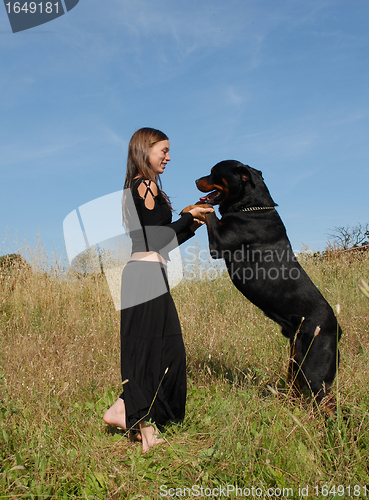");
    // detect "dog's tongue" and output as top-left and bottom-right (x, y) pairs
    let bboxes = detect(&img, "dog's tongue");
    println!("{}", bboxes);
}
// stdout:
(199, 190), (218, 204)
